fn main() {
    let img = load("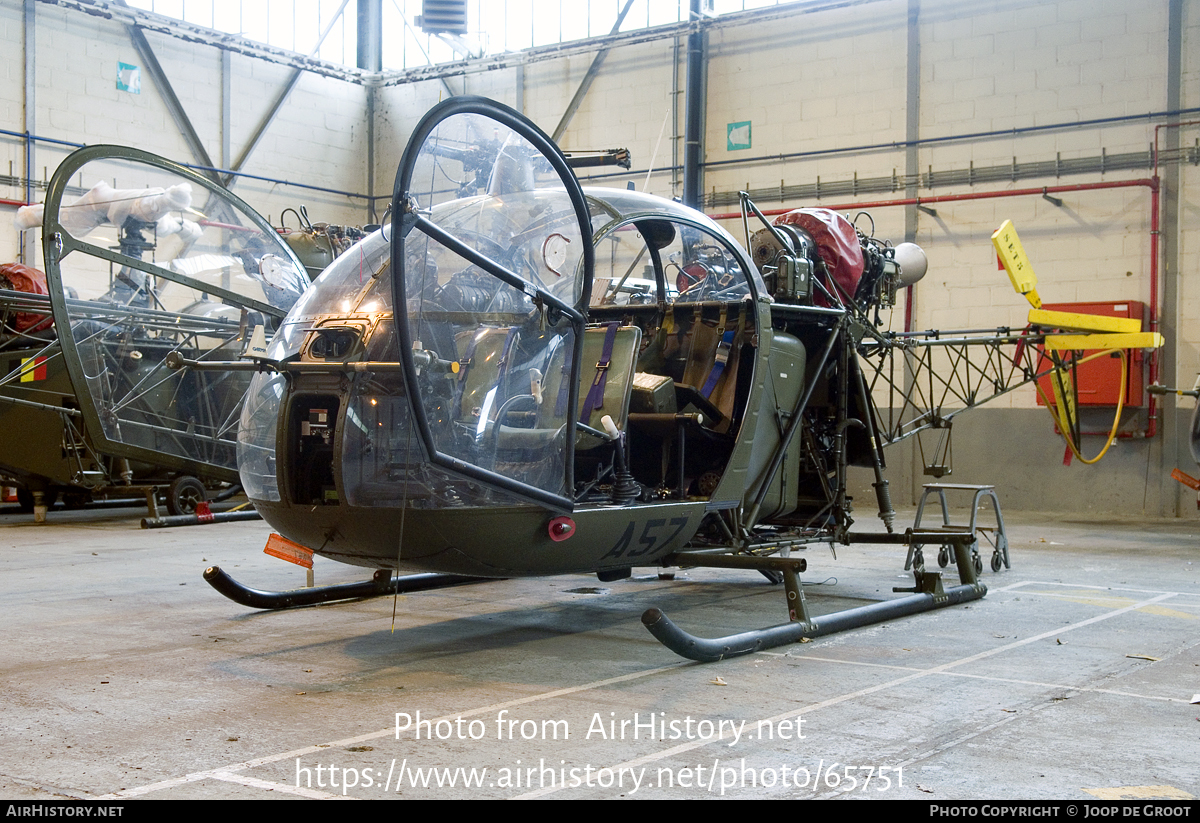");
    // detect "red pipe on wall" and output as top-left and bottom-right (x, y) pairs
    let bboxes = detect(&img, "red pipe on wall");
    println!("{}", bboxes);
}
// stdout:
(706, 179), (1156, 222)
